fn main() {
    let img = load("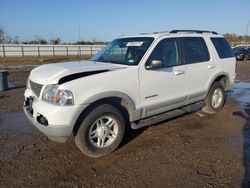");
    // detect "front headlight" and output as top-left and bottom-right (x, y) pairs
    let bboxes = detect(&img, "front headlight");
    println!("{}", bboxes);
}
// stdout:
(42, 85), (74, 106)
